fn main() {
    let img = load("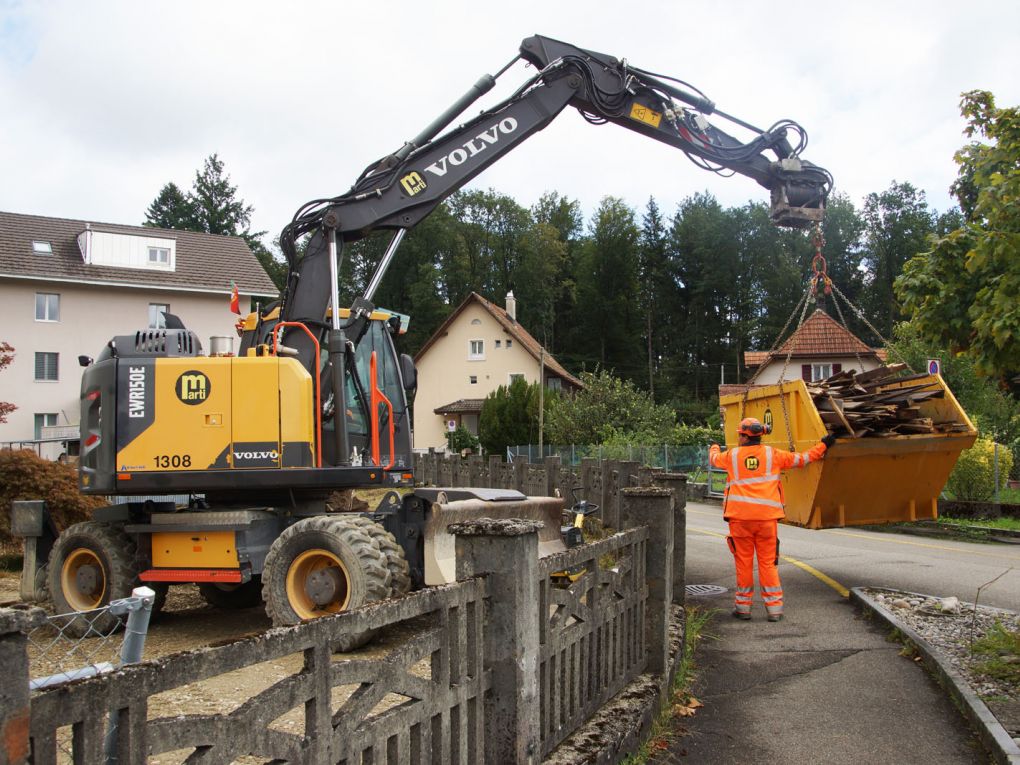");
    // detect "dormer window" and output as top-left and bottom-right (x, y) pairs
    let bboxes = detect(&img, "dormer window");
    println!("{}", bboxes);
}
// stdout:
(148, 246), (170, 265)
(32, 240), (52, 254)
